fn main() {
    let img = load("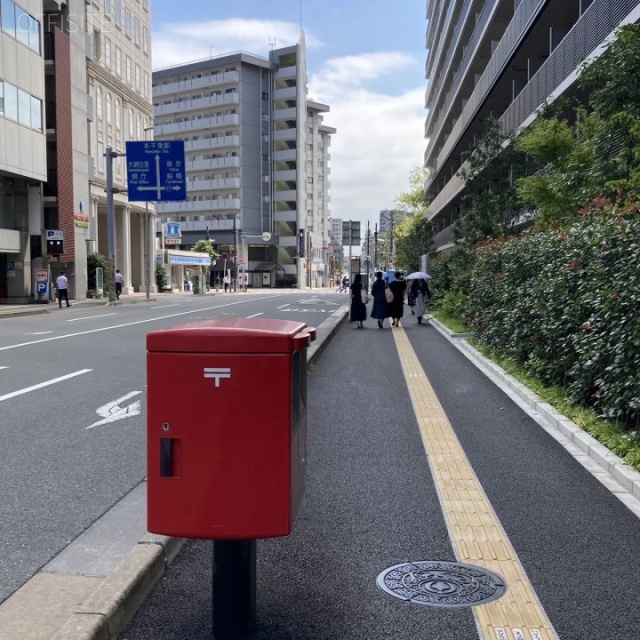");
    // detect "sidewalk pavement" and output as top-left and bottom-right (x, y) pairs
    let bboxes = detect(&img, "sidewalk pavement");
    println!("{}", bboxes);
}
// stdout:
(1, 307), (639, 640)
